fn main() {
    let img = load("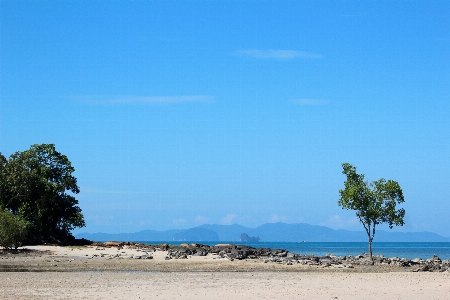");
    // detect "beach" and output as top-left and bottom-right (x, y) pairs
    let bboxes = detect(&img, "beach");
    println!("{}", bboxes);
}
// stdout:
(1, 245), (449, 299)
(2, 271), (449, 300)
